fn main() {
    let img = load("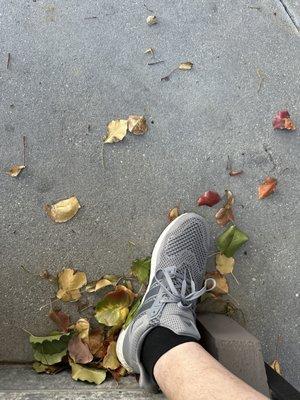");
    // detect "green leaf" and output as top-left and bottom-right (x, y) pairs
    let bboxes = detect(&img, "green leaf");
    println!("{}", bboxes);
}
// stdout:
(131, 257), (151, 285)
(217, 225), (248, 257)
(123, 298), (142, 328)
(95, 285), (135, 327)
(29, 331), (69, 344)
(33, 348), (67, 365)
(70, 360), (107, 384)
(31, 334), (70, 355)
